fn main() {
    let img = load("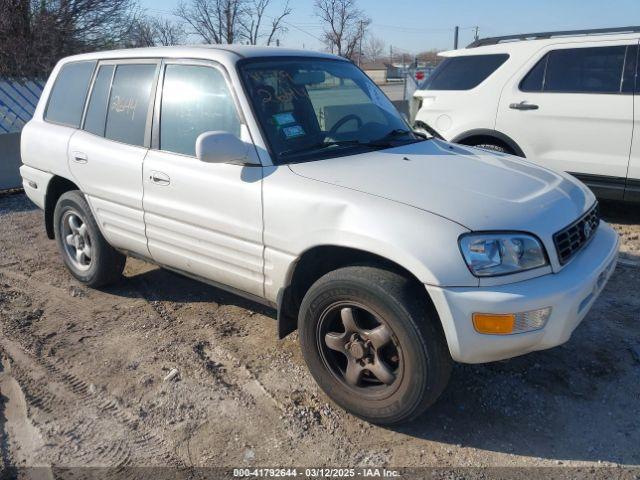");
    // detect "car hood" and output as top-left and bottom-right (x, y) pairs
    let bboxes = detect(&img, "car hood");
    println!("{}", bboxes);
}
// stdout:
(288, 139), (595, 233)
